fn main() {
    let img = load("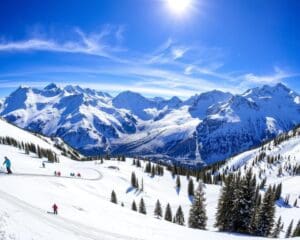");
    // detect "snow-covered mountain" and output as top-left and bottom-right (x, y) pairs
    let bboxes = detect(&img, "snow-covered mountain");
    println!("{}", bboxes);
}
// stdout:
(1, 84), (137, 156)
(1, 83), (300, 164)
(196, 83), (300, 163)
